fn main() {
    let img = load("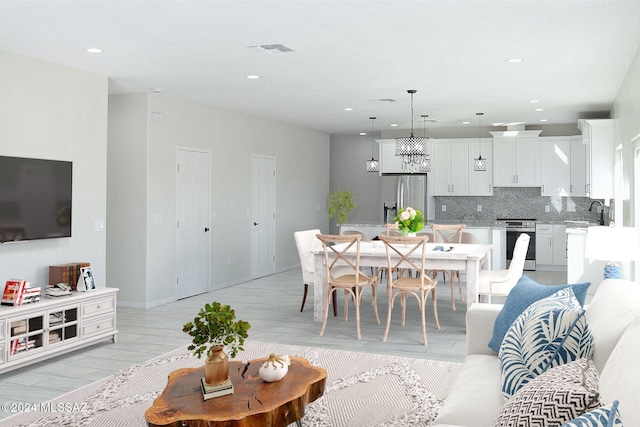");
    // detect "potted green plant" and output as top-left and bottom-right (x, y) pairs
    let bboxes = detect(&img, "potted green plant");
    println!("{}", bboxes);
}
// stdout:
(183, 302), (251, 386)
(328, 189), (356, 224)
